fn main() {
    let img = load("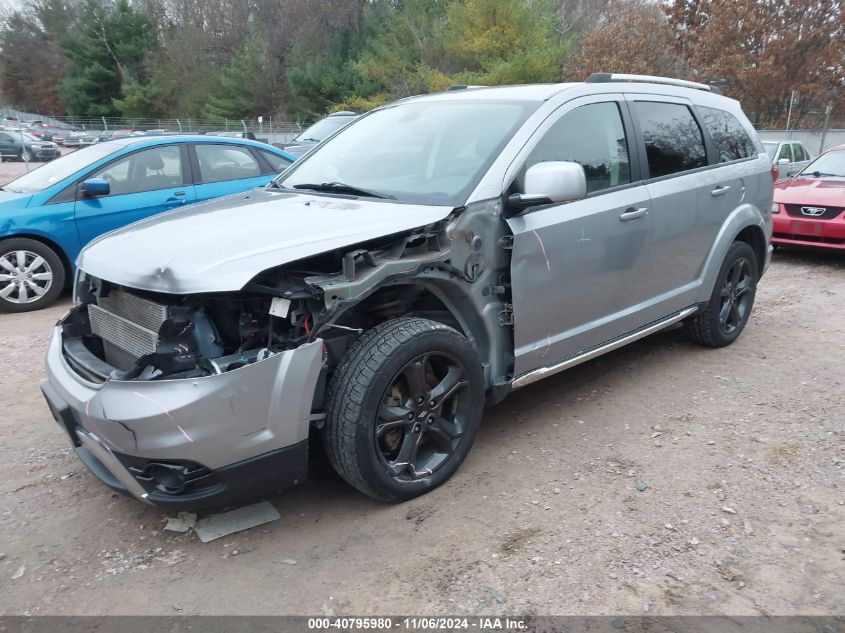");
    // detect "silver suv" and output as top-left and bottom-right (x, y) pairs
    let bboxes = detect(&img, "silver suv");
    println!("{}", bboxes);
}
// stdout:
(42, 74), (773, 509)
